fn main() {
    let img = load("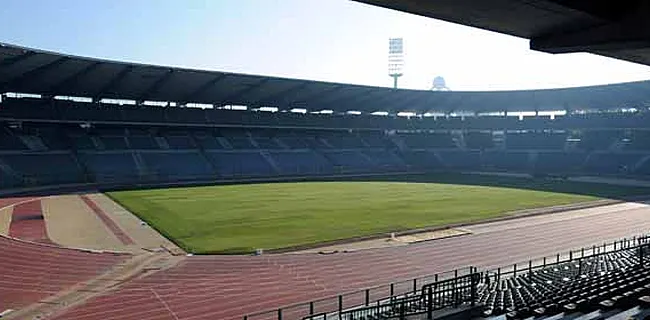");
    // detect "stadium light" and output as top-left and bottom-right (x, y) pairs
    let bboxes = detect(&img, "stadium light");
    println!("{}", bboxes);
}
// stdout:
(388, 38), (404, 89)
